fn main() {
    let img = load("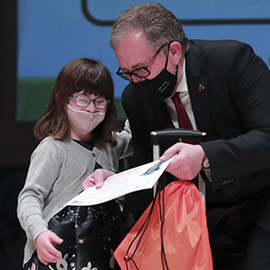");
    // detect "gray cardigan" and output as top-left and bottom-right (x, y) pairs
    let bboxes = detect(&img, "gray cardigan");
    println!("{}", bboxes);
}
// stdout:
(17, 123), (132, 264)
